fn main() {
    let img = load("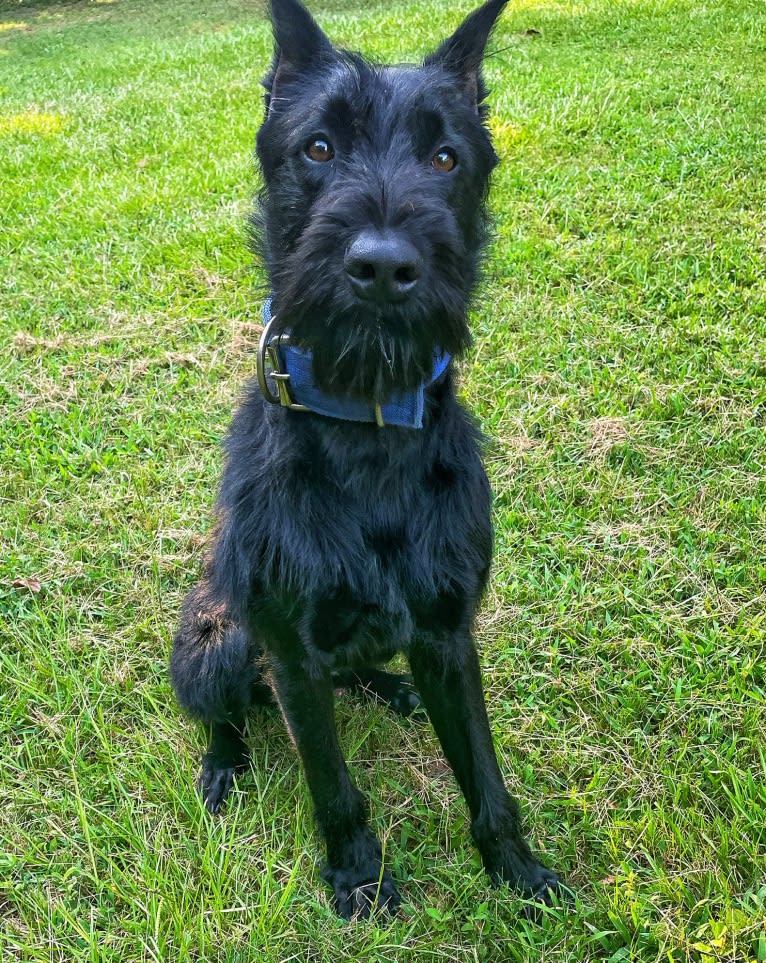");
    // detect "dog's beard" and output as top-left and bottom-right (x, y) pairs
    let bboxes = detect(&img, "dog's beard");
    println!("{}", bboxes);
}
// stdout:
(300, 311), (438, 403)
(273, 296), (469, 404)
